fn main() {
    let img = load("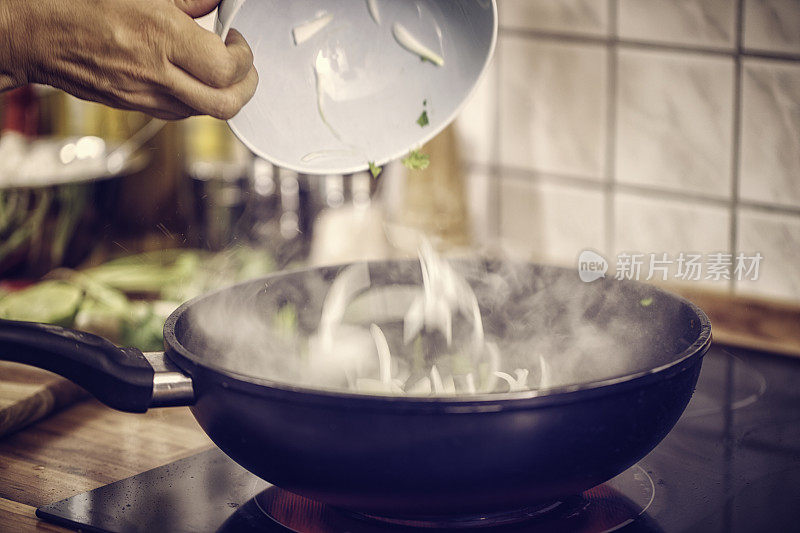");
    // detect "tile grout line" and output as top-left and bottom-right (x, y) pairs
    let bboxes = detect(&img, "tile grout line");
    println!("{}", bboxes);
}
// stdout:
(465, 162), (800, 218)
(729, 0), (746, 294)
(604, 0), (619, 261)
(499, 26), (800, 63)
